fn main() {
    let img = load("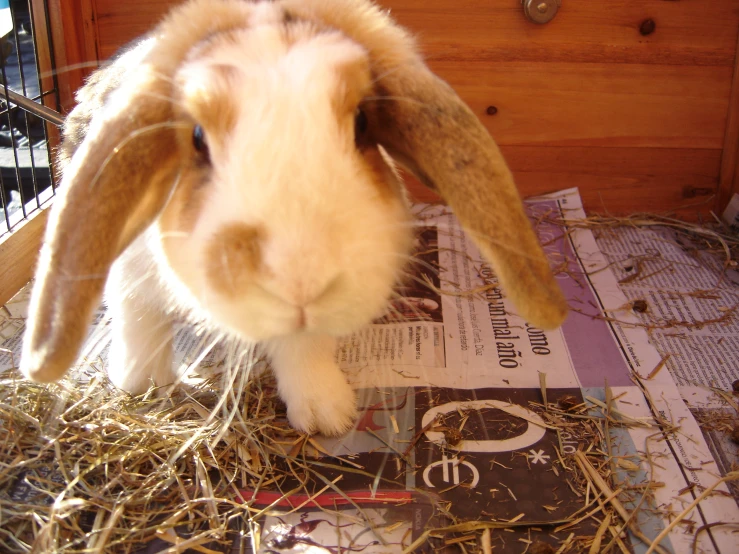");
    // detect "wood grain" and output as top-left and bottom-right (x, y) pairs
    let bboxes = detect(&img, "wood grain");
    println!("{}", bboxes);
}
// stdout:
(0, 209), (48, 307)
(430, 61), (732, 149)
(385, 0), (739, 67)
(94, 1), (173, 59)
(718, 26), (739, 215)
(87, 1), (735, 152)
(504, 146), (721, 217)
(44, 0), (738, 218)
(91, 0), (739, 67)
(406, 147), (722, 219)
(46, 0), (99, 113)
